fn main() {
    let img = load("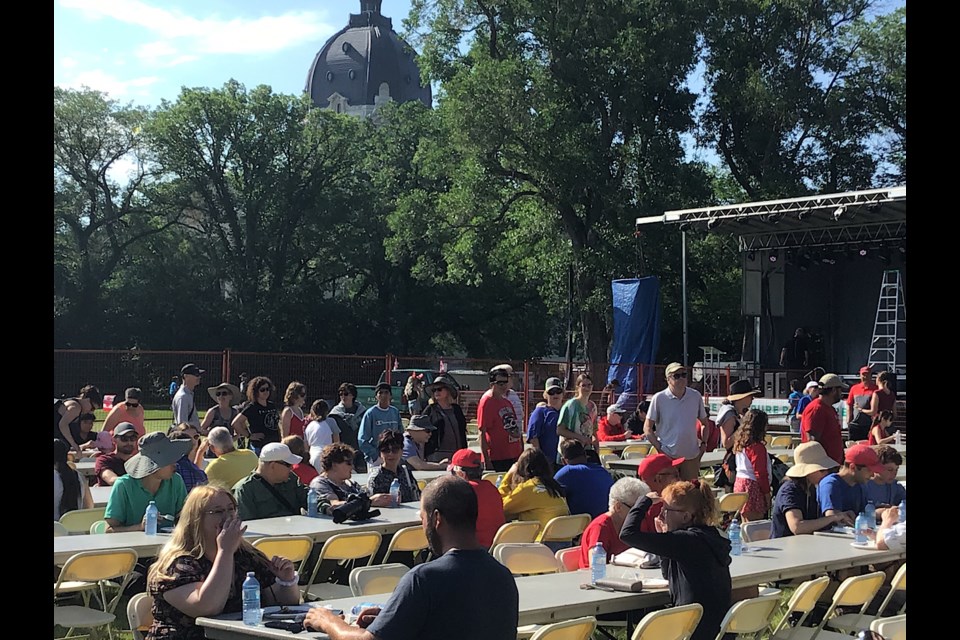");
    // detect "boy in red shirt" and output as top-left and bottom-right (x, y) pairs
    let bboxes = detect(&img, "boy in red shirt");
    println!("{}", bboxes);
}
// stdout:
(477, 368), (523, 471)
